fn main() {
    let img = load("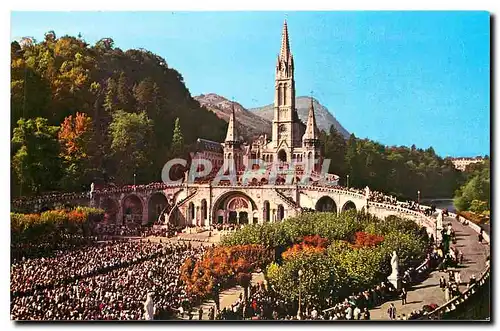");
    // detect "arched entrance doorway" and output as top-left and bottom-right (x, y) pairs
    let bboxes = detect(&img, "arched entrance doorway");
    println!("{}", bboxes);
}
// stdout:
(122, 194), (143, 224)
(100, 197), (119, 224)
(212, 191), (257, 227)
(342, 201), (357, 213)
(315, 196), (337, 213)
(148, 192), (168, 224)
(278, 149), (287, 162)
